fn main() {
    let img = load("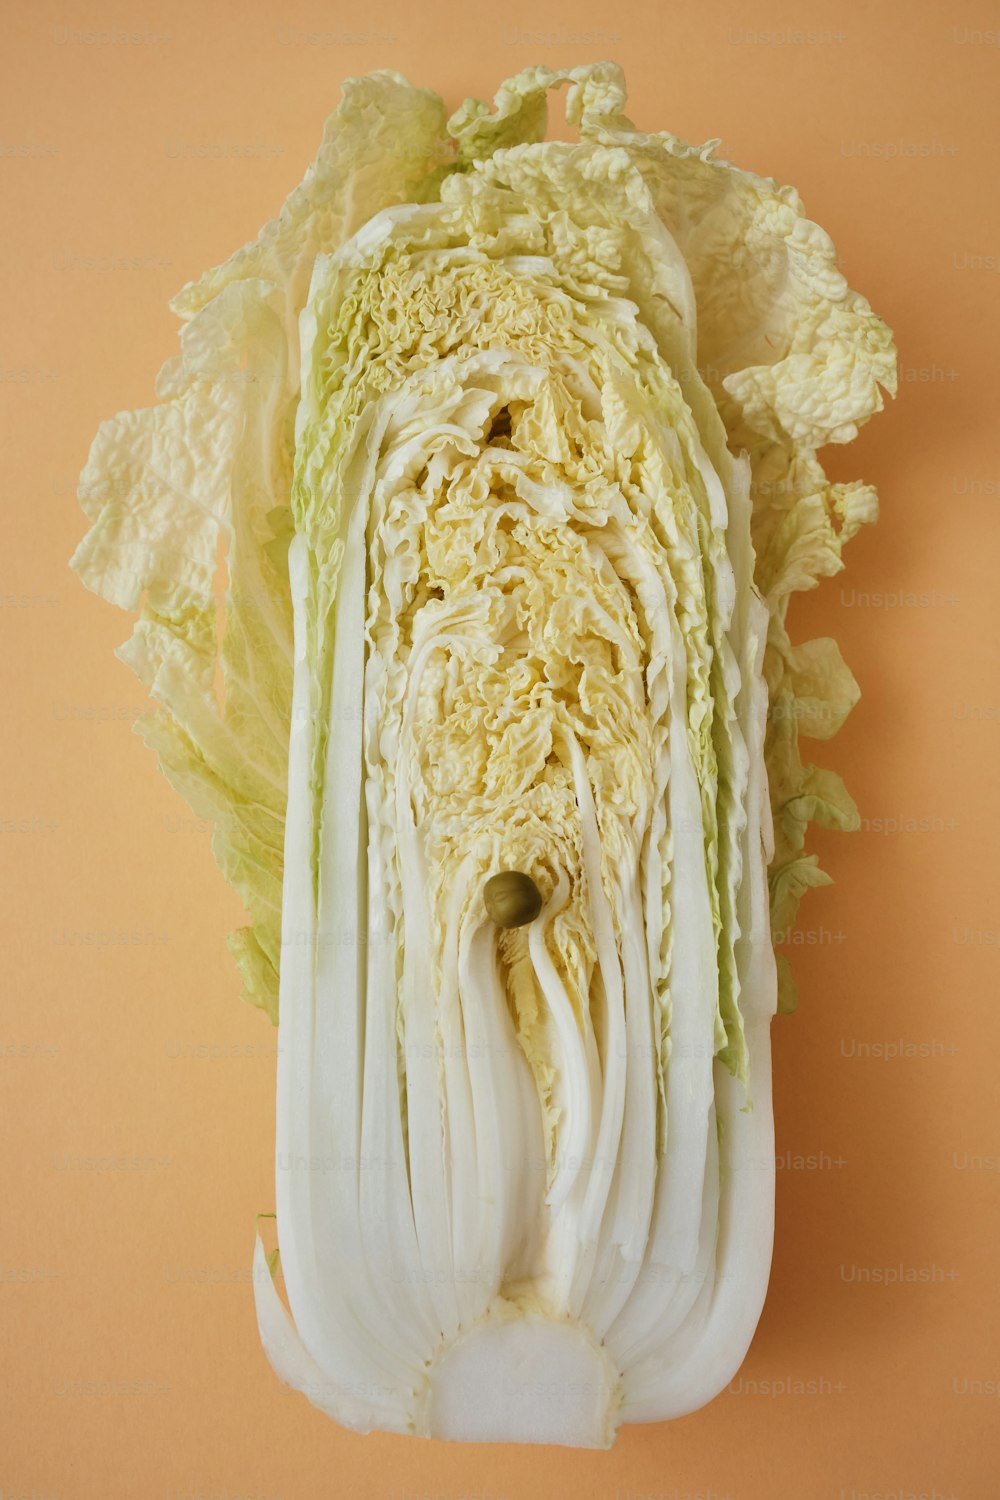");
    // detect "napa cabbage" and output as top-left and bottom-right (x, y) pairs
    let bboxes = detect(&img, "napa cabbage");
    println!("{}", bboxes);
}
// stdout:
(72, 63), (895, 1445)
